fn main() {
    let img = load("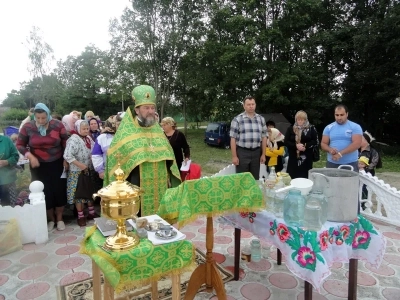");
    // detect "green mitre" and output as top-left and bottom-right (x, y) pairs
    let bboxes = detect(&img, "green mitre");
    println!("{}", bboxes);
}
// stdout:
(132, 85), (156, 108)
